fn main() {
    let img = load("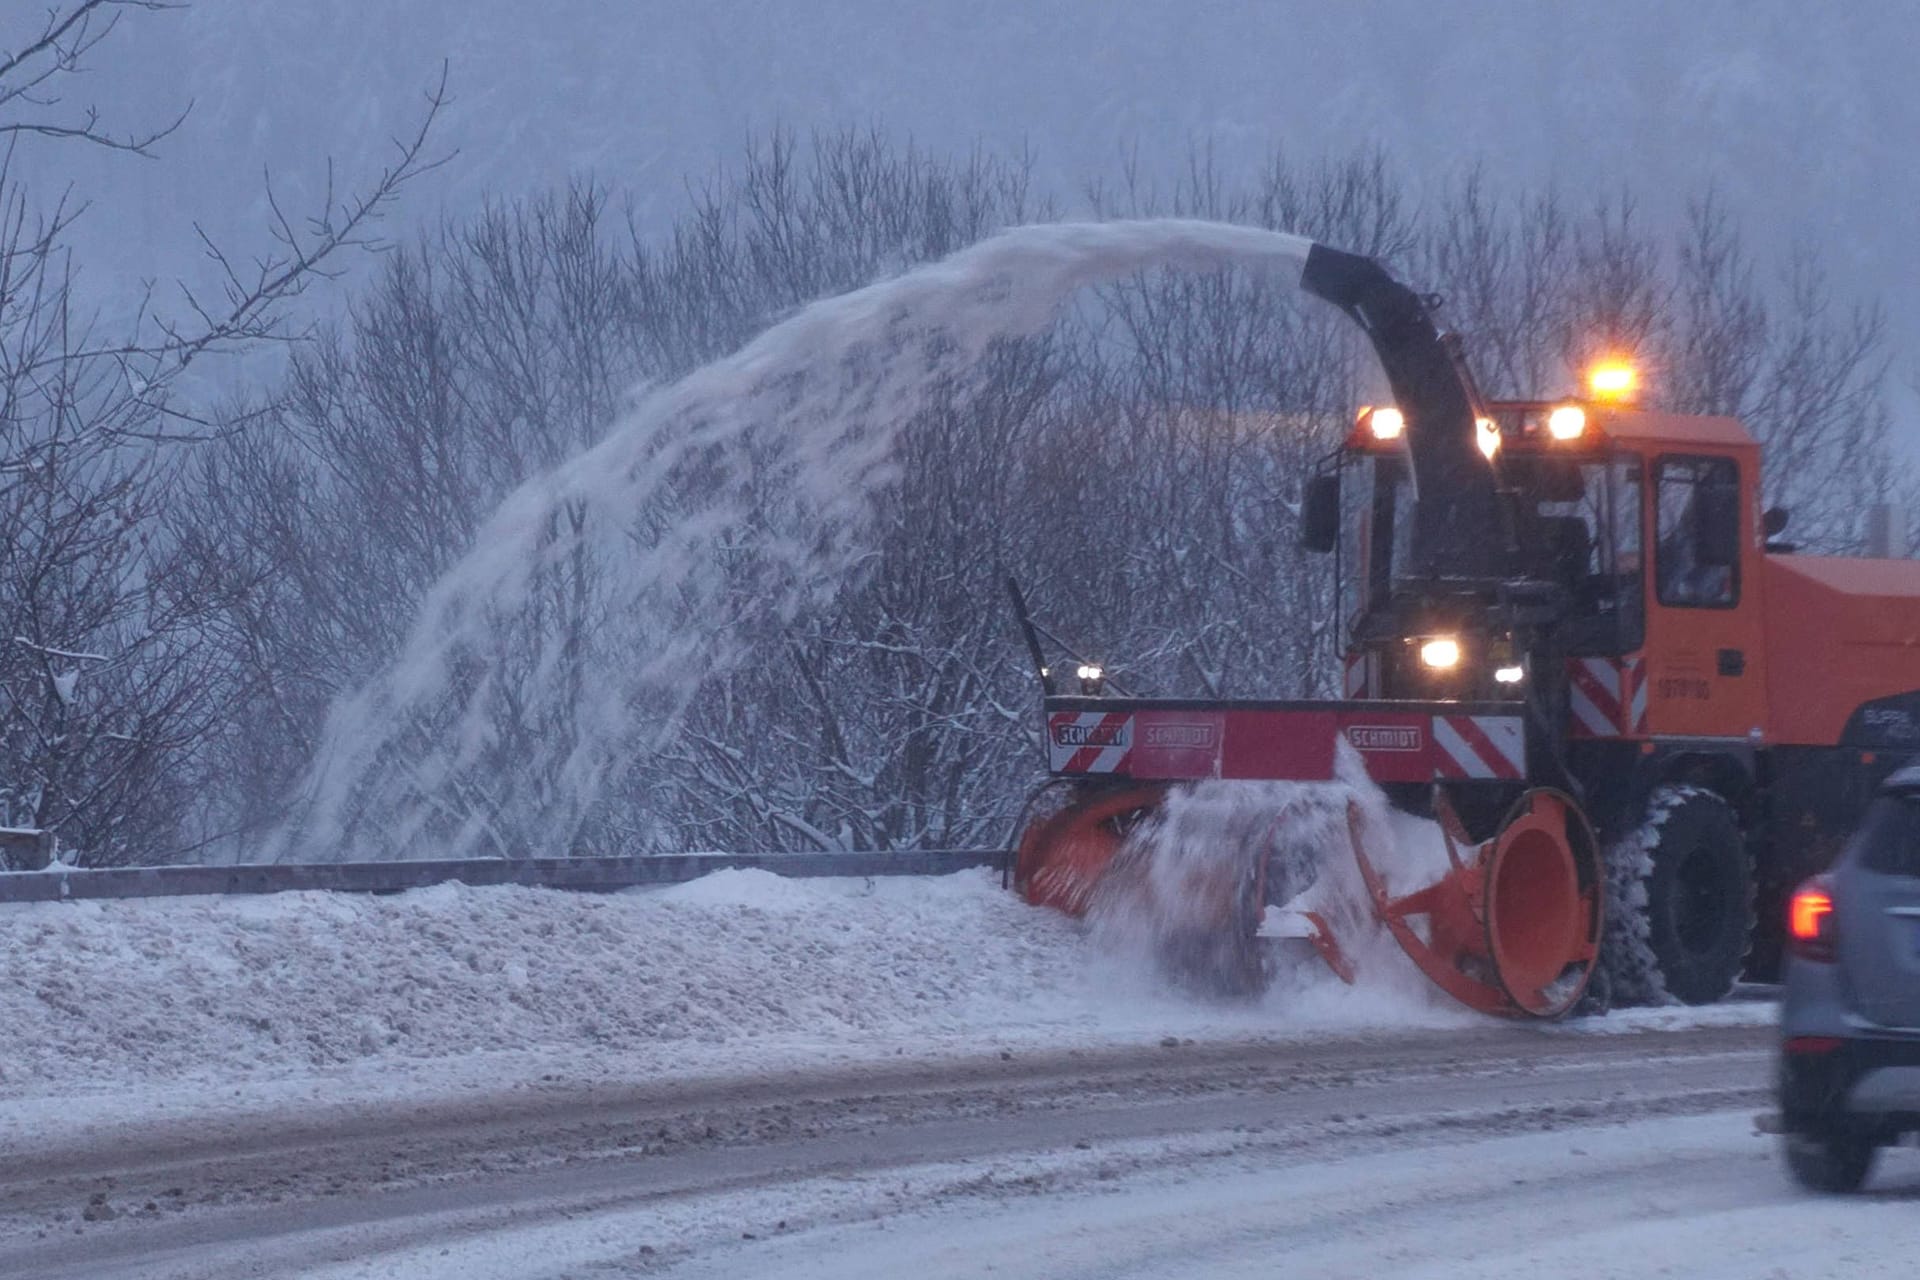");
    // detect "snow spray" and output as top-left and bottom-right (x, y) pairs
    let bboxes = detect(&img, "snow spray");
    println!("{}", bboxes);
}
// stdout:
(1083, 745), (1468, 1016)
(274, 221), (1314, 861)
